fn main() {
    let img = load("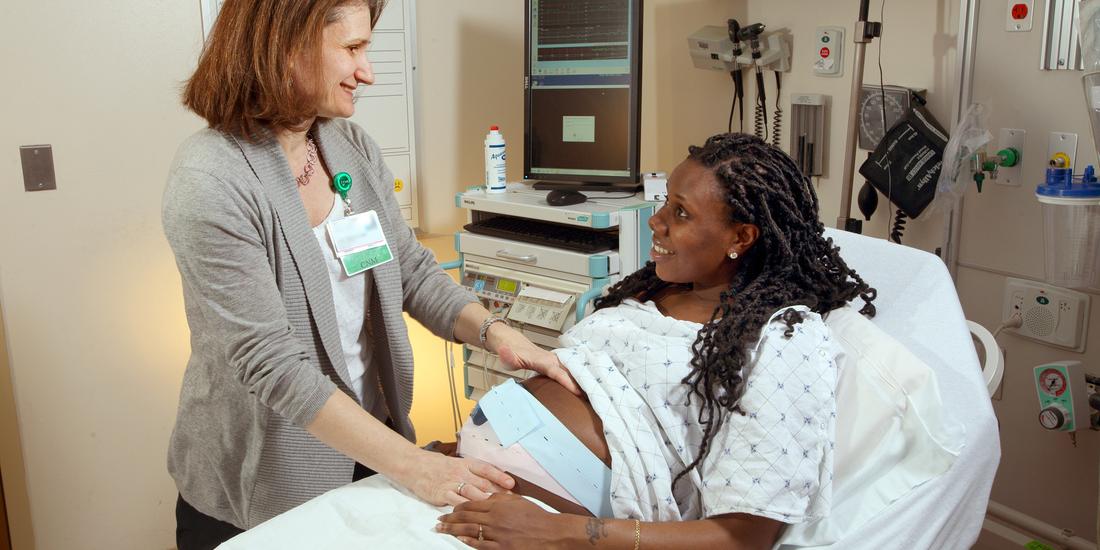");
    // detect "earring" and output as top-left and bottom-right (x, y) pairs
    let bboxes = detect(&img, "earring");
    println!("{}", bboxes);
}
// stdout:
(728, 251), (738, 260)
